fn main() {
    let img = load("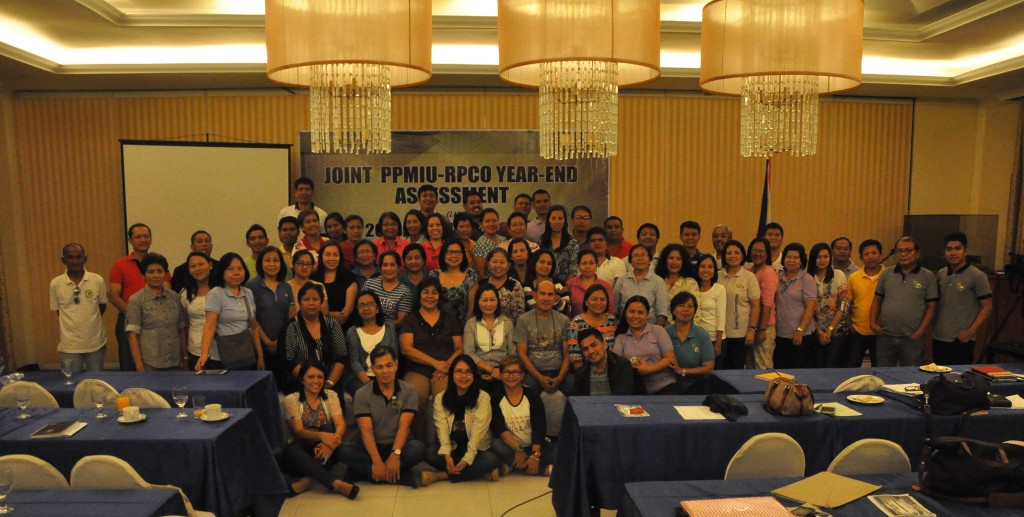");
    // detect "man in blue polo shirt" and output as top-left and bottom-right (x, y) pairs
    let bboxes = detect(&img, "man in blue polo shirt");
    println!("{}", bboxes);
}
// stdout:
(933, 232), (992, 365)
(870, 236), (938, 366)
